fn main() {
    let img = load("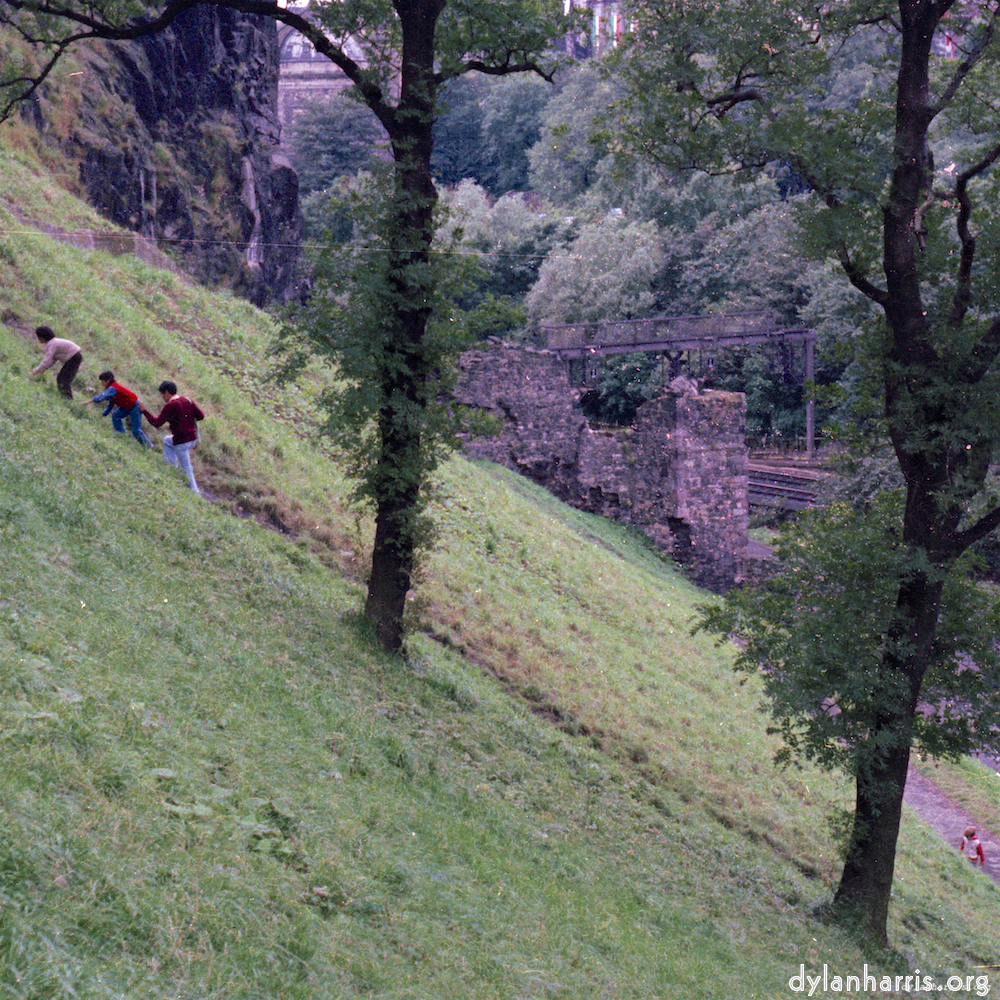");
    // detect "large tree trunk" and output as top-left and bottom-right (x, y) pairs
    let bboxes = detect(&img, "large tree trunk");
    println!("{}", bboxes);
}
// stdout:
(829, 5), (942, 940)
(833, 563), (945, 942)
(834, 737), (911, 946)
